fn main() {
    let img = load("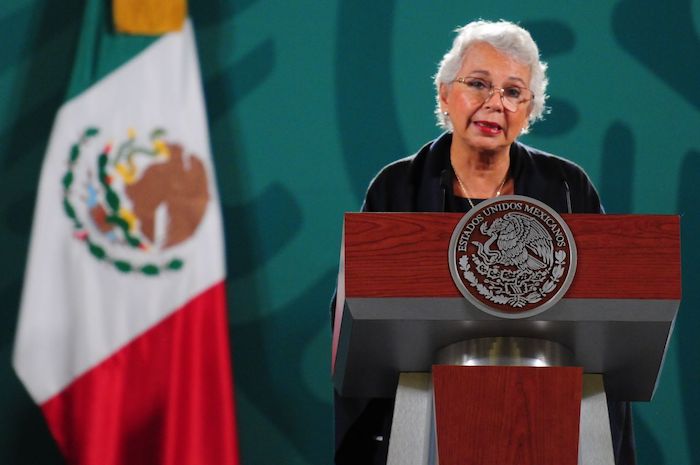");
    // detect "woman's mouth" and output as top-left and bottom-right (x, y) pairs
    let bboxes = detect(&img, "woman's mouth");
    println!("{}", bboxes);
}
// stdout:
(473, 121), (503, 134)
